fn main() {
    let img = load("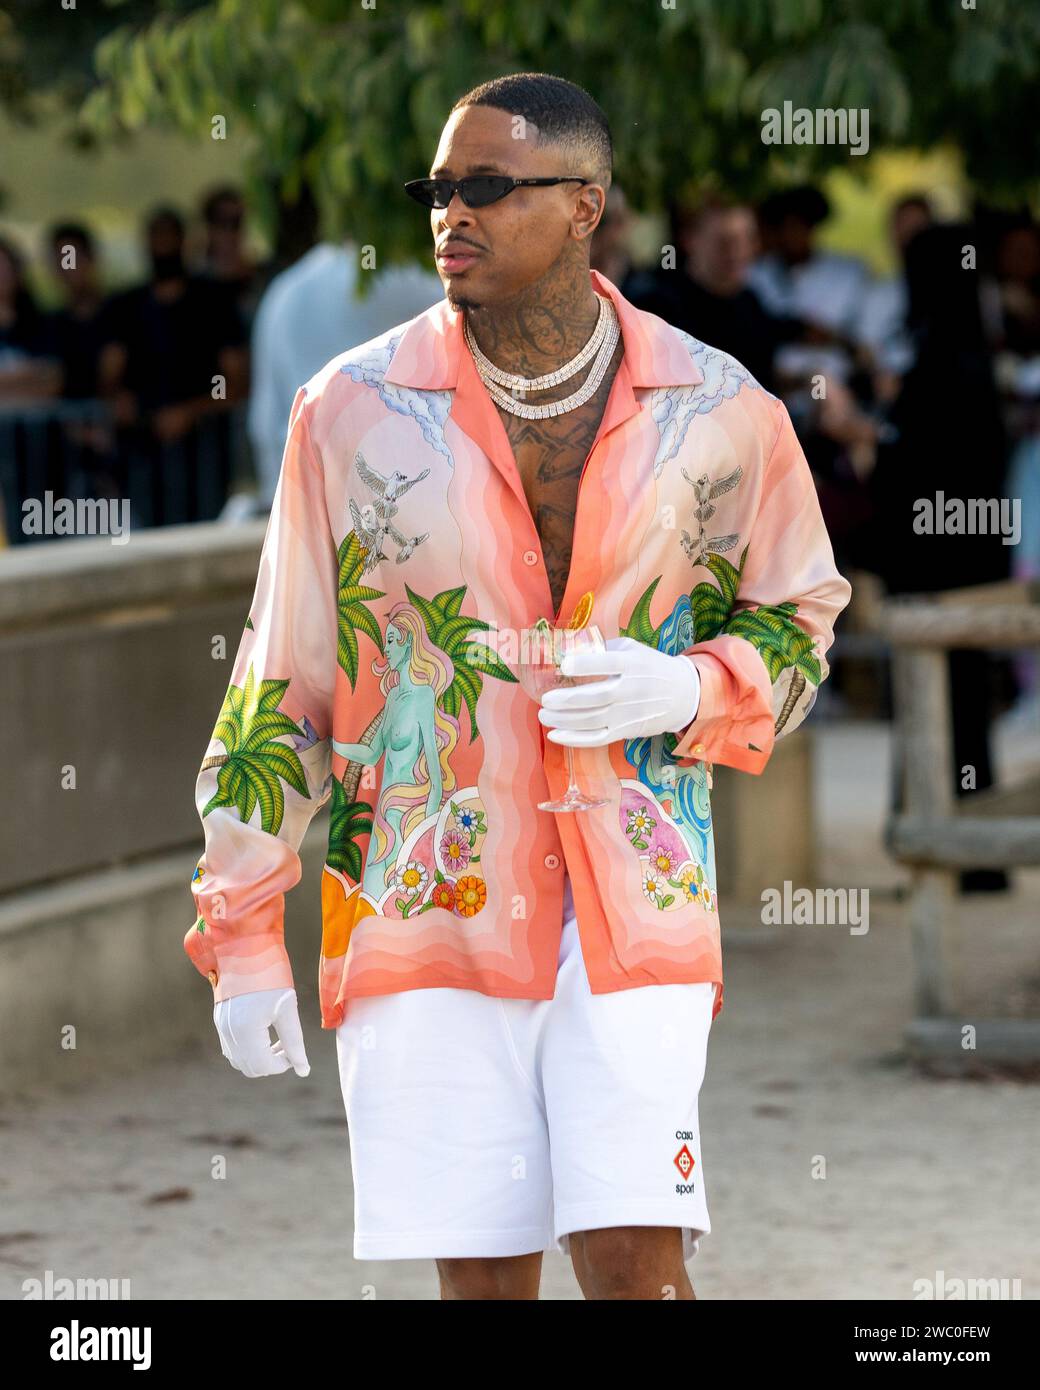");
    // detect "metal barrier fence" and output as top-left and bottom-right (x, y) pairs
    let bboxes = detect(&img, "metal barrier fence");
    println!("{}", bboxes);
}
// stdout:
(0, 400), (250, 544)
